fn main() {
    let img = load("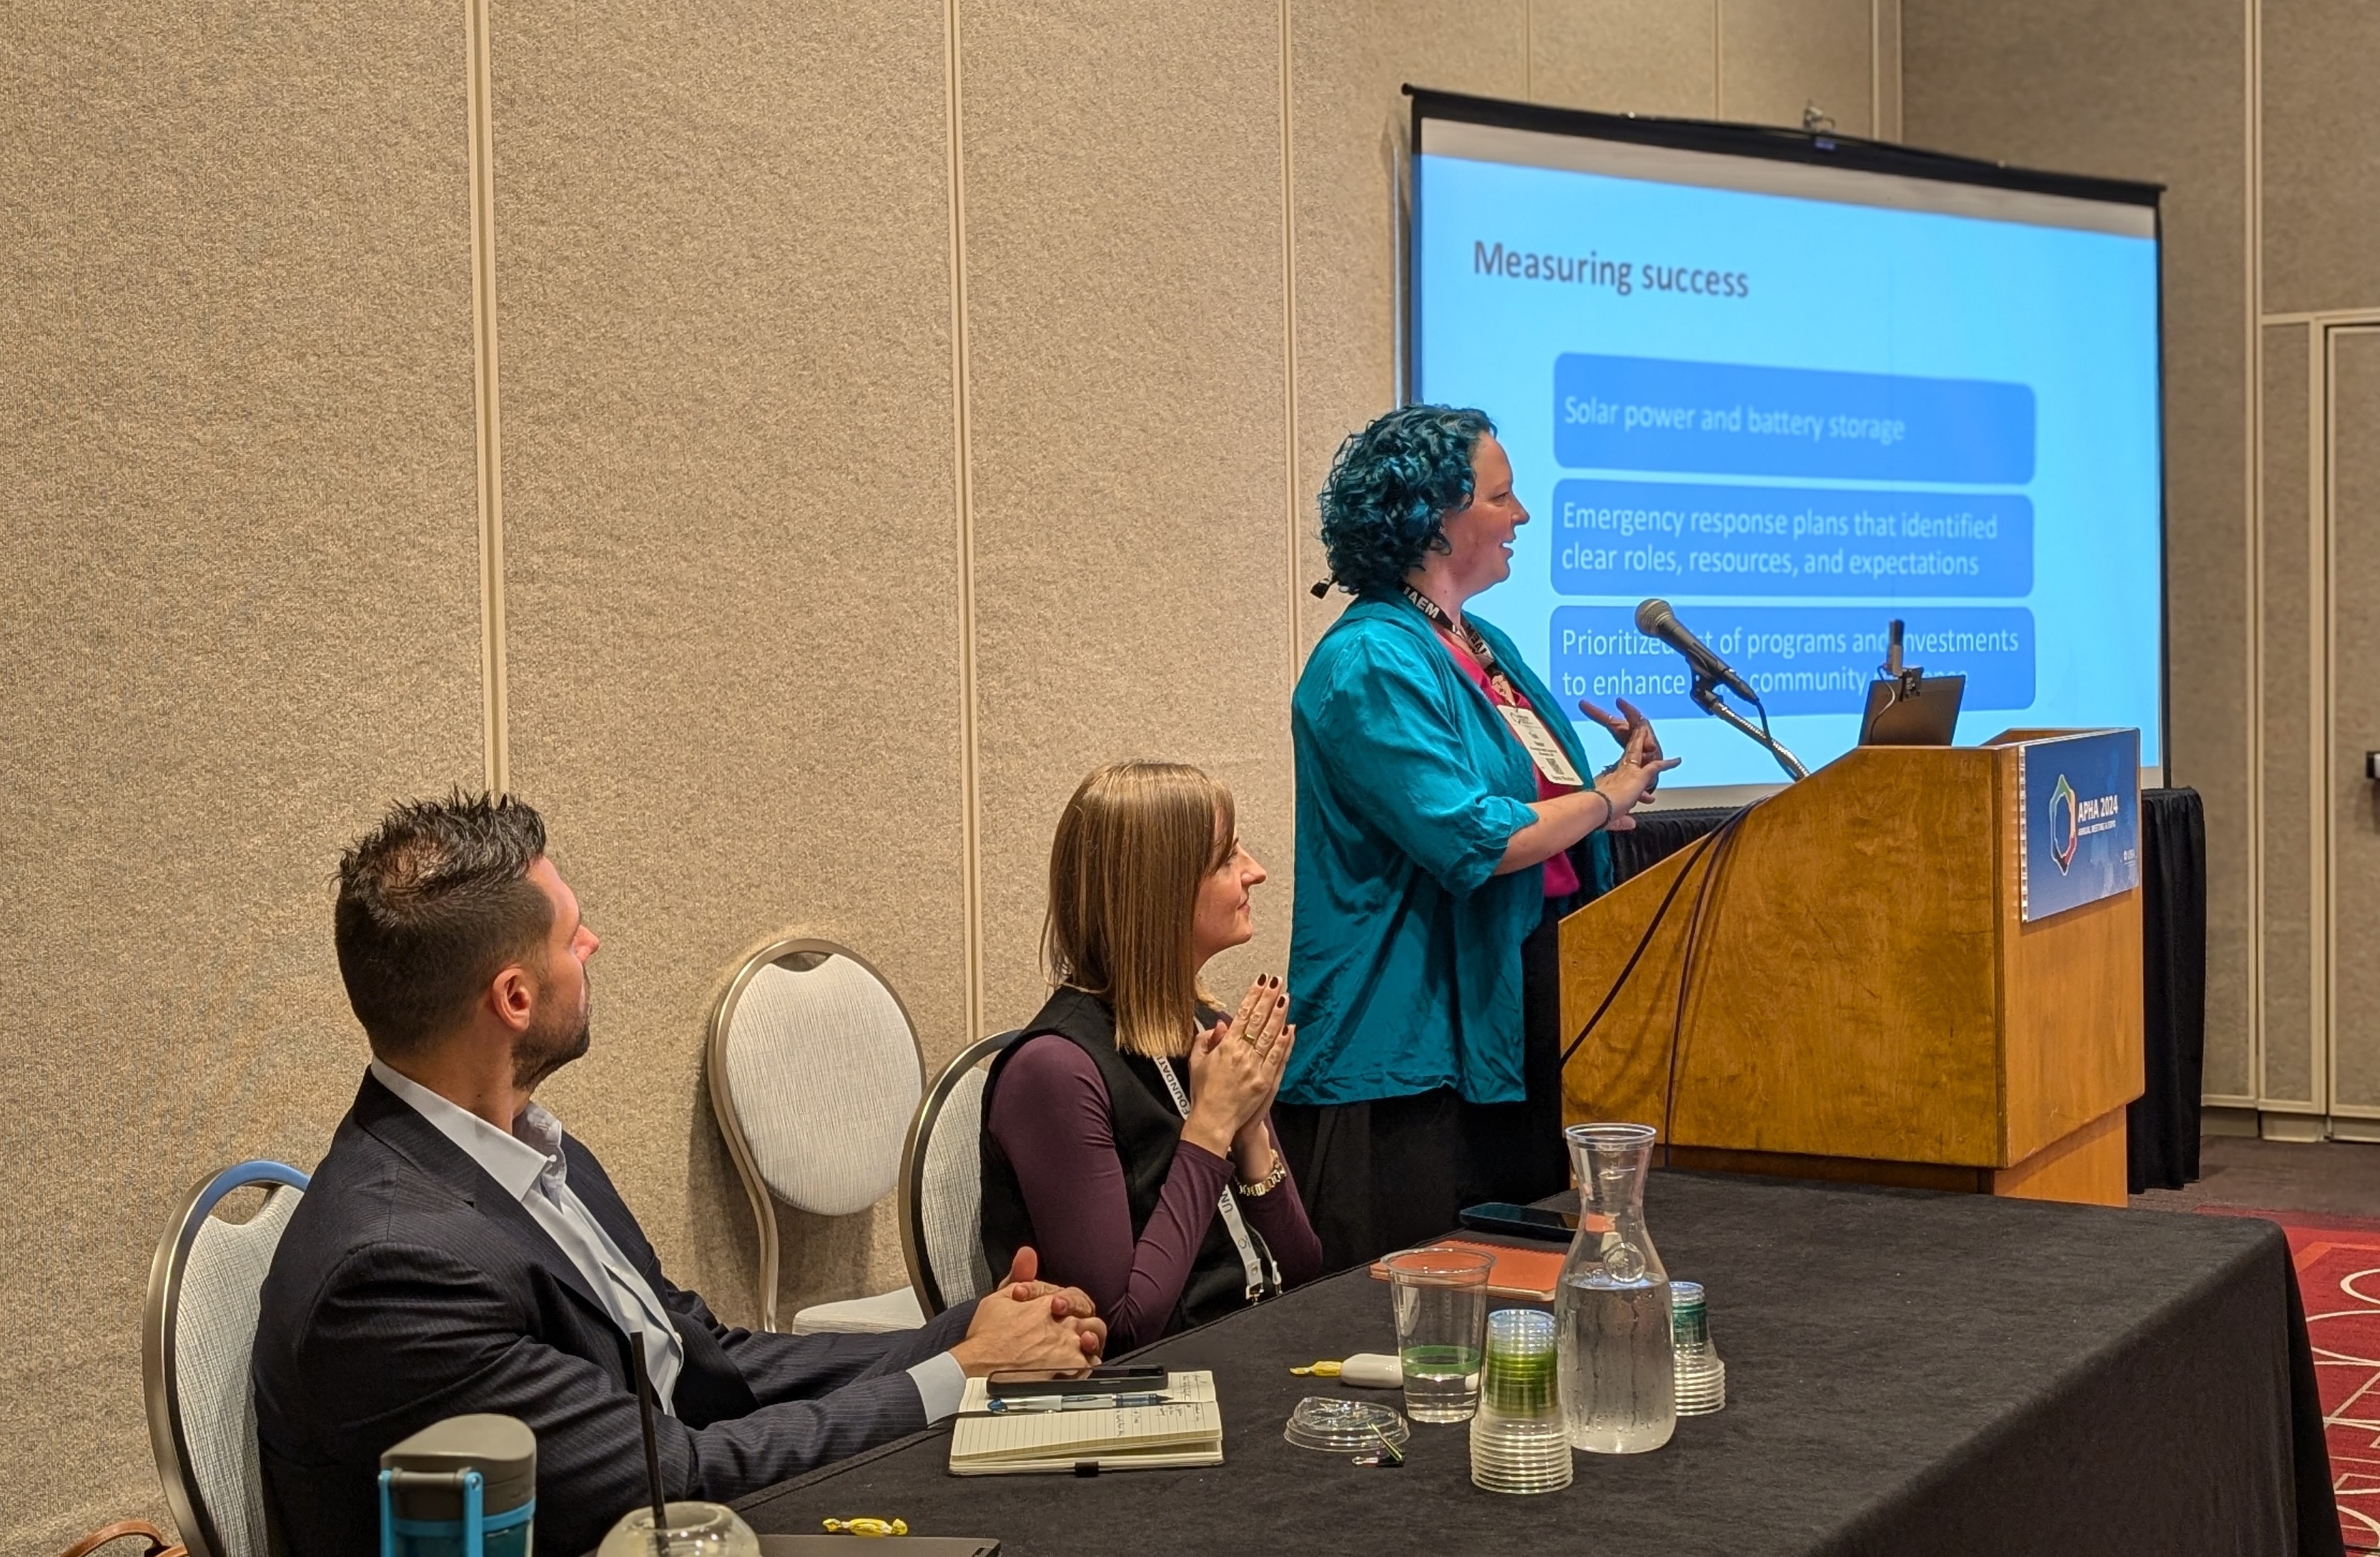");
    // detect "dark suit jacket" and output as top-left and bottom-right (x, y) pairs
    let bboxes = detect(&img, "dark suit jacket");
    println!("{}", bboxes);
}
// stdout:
(252, 1072), (974, 1557)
